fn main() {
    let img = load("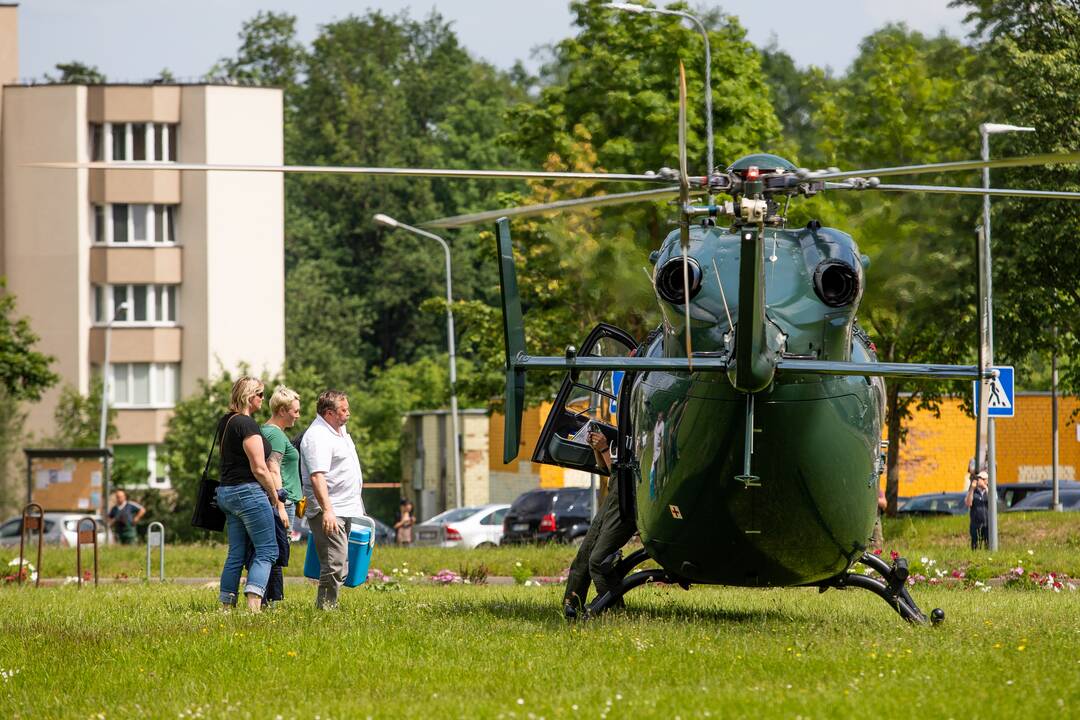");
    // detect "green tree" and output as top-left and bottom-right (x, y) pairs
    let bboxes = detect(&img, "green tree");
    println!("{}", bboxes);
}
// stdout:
(951, 0), (1080, 398)
(46, 61), (106, 84)
(213, 10), (528, 390)
(800, 25), (984, 513)
(0, 283), (56, 513)
(46, 378), (114, 449)
(453, 1), (784, 405)
(0, 282), (58, 402)
(161, 370), (246, 542)
(208, 11), (305, 91)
